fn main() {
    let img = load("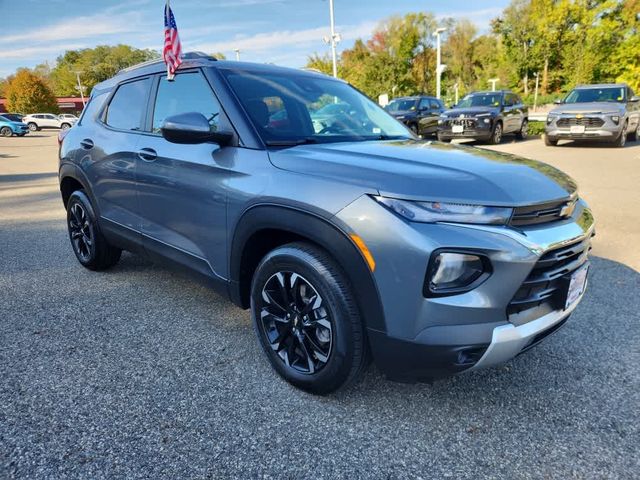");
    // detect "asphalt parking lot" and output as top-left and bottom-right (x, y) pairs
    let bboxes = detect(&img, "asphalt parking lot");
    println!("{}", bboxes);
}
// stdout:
(1, 131), (639, 479)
